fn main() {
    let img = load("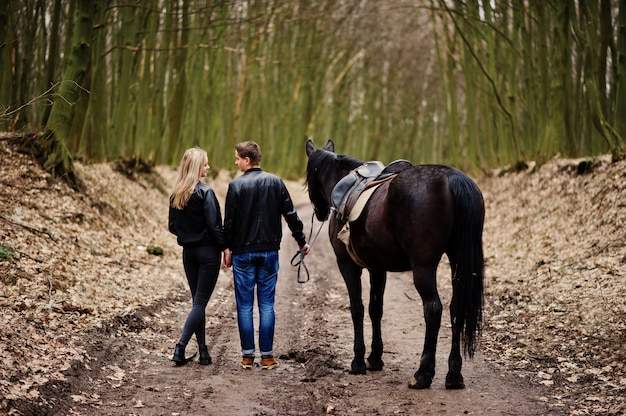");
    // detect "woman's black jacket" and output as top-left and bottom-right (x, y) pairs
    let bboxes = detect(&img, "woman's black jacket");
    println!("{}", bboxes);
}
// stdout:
(169, 182), (227, 250)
